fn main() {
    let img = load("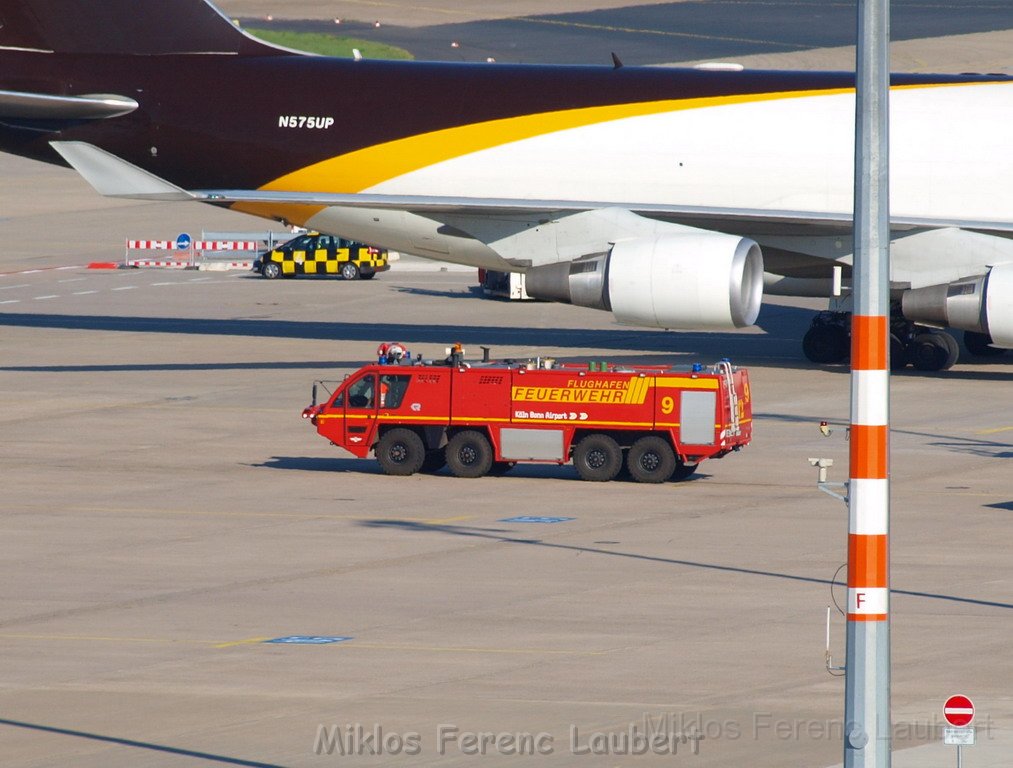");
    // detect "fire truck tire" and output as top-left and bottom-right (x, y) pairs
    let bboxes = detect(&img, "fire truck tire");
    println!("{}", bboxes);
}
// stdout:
(340, 262), (360, 280)
(489, 461), (516, 476)
(261, 261), (282, 279)
(446, 430), (494, 478)
(671, 461), (698, 481)
(420, 447), (447, 473)
(573, 434), (623, 482)
(627, 436), (676, 483)
(376, 428), (426, 476)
